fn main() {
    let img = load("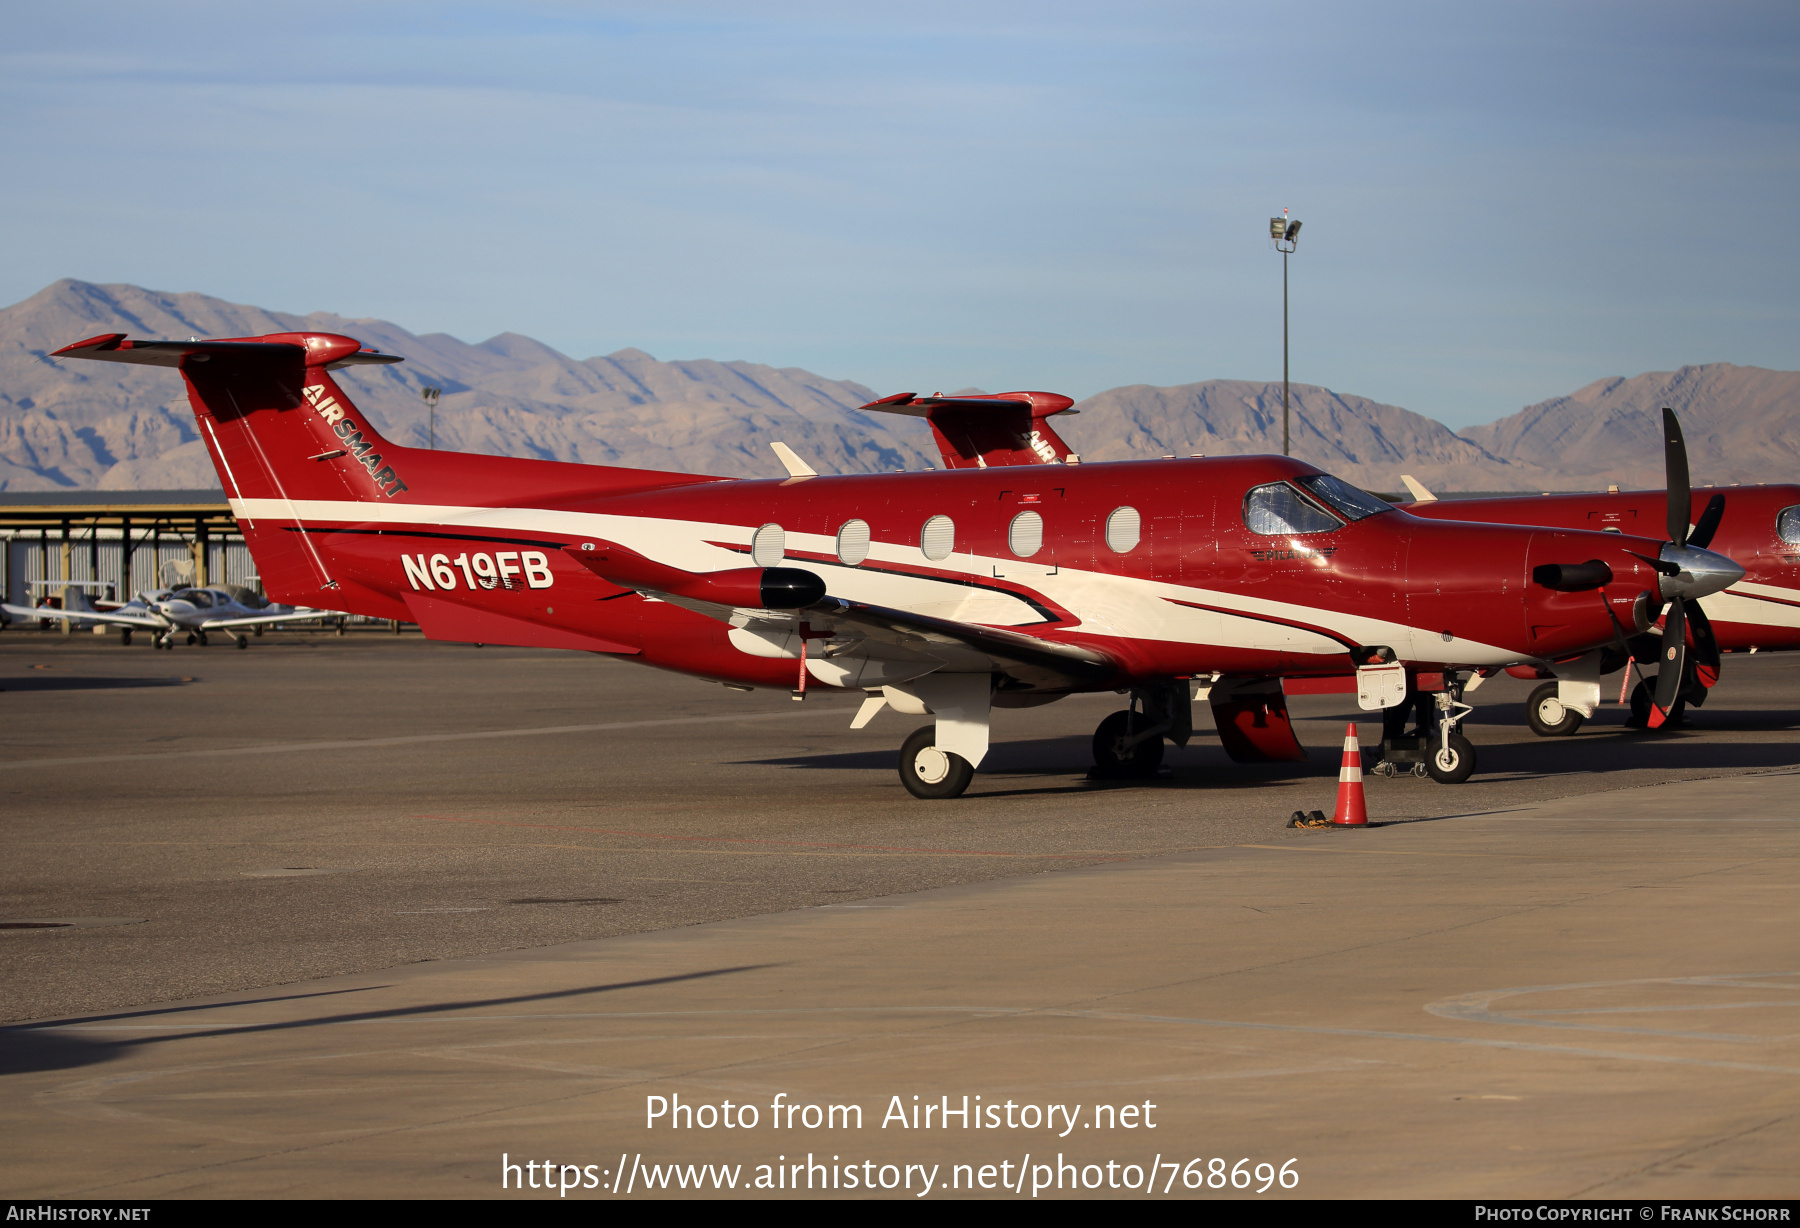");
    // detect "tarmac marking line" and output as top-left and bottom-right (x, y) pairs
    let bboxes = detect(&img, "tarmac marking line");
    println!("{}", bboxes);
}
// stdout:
(0, 707), (857, 770)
